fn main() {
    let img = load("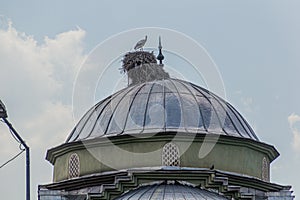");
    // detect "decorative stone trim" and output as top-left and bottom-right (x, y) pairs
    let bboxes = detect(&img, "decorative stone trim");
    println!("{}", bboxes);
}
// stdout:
(39, 168), (294, 200)
(262, 157), (269, 181)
